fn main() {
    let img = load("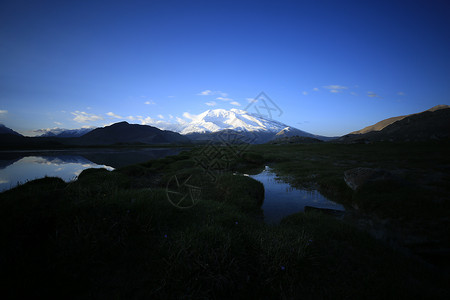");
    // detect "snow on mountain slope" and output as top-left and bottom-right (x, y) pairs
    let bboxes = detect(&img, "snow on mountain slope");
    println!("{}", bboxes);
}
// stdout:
(38, 127), (95, 137)
(180, 109), (290, 134)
